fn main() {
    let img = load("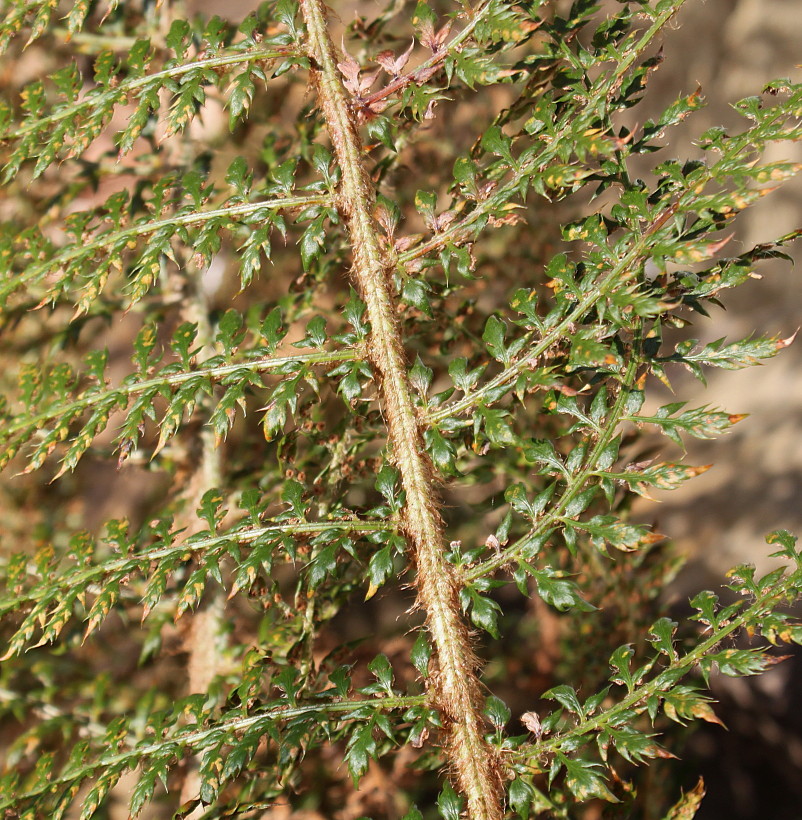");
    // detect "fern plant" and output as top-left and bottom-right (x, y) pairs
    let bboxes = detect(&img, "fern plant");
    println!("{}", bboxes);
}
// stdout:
(1, 0), (801, 817)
